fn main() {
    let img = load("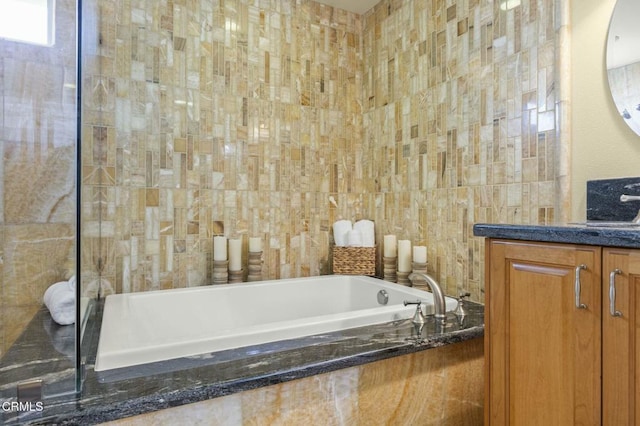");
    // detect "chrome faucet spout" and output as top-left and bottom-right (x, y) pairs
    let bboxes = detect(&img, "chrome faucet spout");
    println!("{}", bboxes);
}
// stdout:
(620, 194), (640, 202)
(408, 272), (446, 323)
